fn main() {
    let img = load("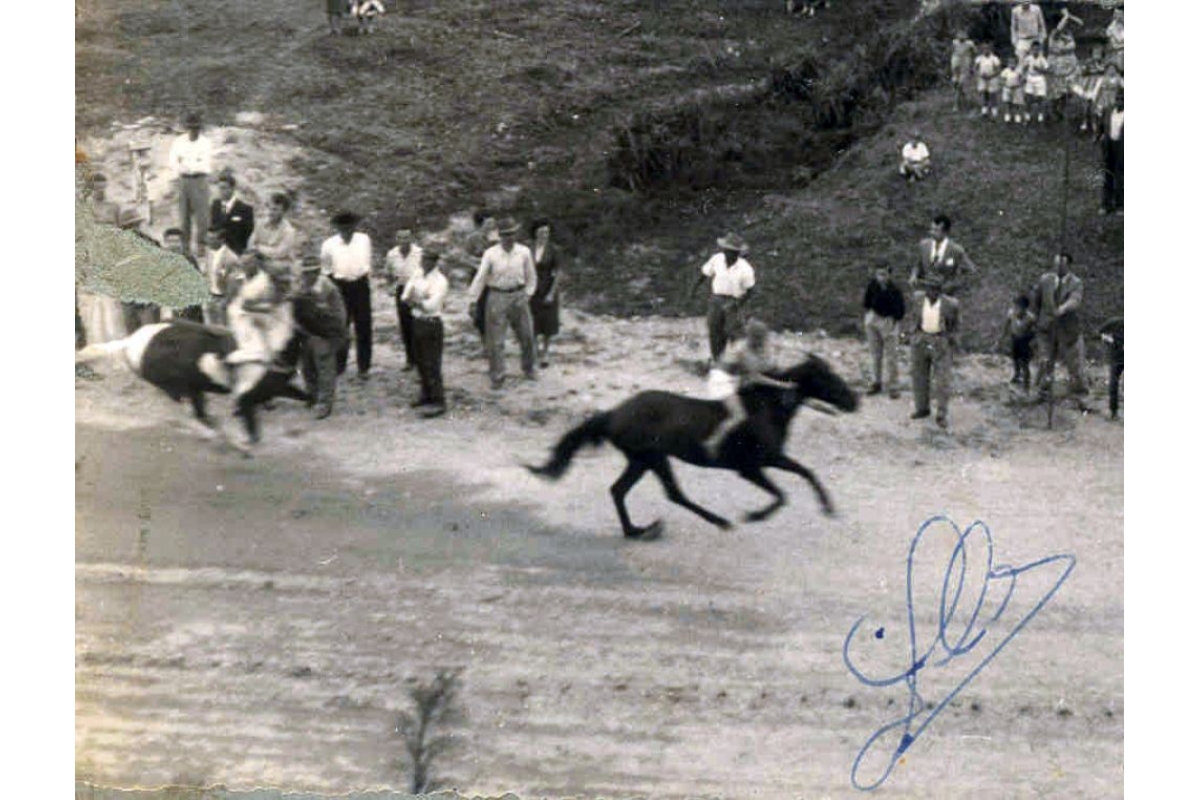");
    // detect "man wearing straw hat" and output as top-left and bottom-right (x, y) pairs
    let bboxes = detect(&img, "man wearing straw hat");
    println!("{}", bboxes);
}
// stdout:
(468, 216), (538, 390)
(690, 232), (756, 363)
(320, 210), (374, 379)
(294, 255), (347, 420)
